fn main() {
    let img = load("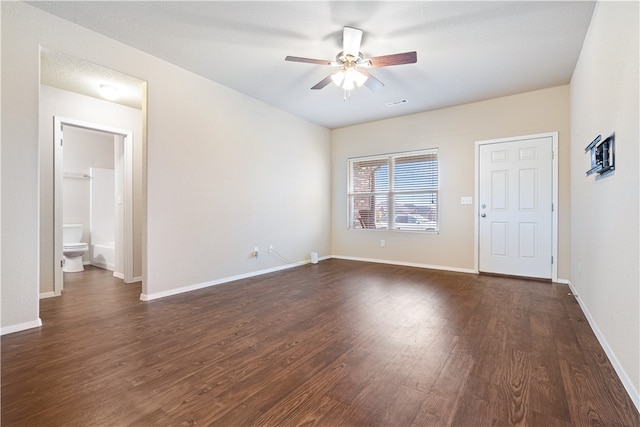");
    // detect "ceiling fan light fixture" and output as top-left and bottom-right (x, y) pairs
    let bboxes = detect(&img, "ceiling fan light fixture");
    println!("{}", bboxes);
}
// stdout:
(330, 70), (345, 87)
(331, 68), (368, 91)
(351, 69), (368, 87)
(286, 26), (416, 98)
